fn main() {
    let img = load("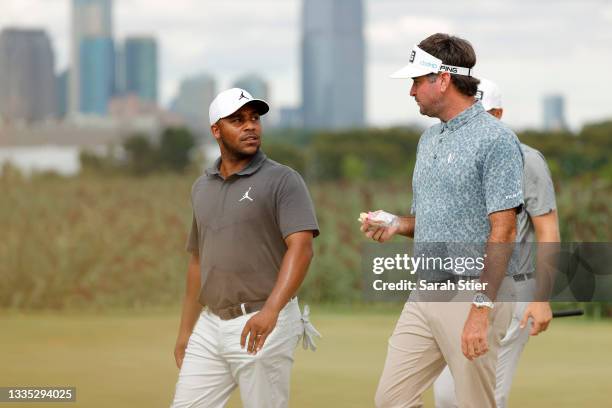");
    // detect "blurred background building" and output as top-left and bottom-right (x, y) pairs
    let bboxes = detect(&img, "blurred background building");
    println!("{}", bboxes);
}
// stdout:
(123, 36), (158, 103)
(70, 0), (113, 116)
(0, 28), (56, 123)
(278, 106), (303, 129)
(301, 0), (365, 129)
(56, 69), (69, 119)
(232, 74), (268, 101)
(543, 94), (568, 132)
(79, 36), (114, 115)
(171, 73), (217, 131)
